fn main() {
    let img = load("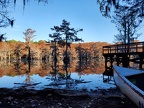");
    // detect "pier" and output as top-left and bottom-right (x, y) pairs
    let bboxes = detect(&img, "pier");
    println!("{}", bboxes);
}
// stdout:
(102, 42), (144, 76)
